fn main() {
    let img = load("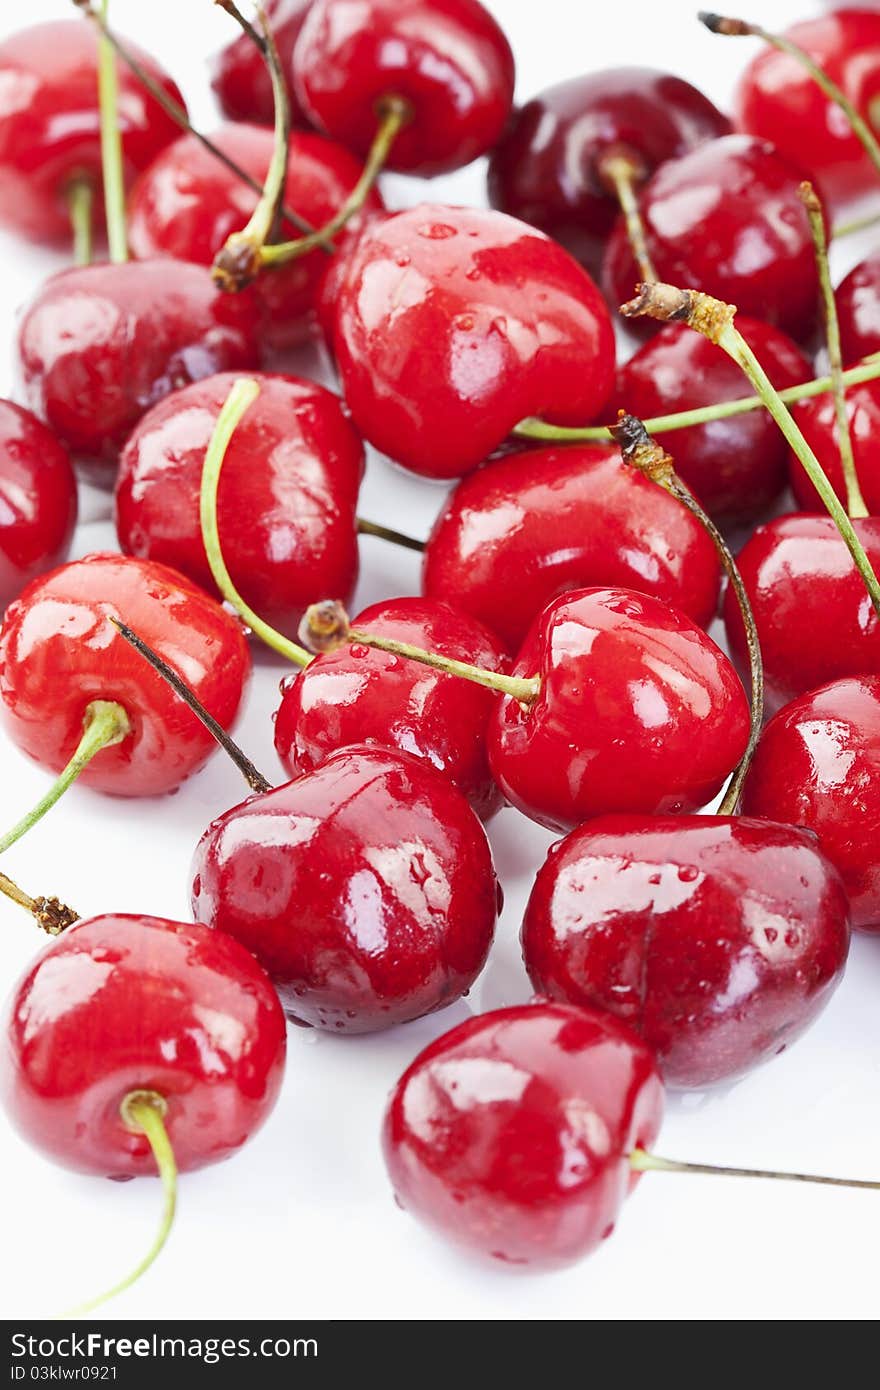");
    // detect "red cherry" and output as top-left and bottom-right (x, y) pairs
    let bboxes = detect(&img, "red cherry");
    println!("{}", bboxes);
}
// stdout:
(602, 135), (820, 341)
(788, 382), (880, 512)
(17, 261), (261, 469)
(488, 68), (730, 275)
(211, 0), (313, 127)
(0, 553), (250, 797)
(382, 1000), (664, 1269)
(274, 597), (509, 819)
(0, 20), (184, 245)
(421, 444), (721, 651)
(835, 252), (880, 362)
(723, 514), (880, 715)
(191, 746), (500, 1032)
(0, 401), (77, 611)
(329, 204), (616, 480)
(292, 0), (515, 176)
(522, 815), (850, 1089)
(742, 675), (880, 932)
(615, 319), (812, 522)
(127, 123), (385, 349)
(115, 372), (363, 640)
